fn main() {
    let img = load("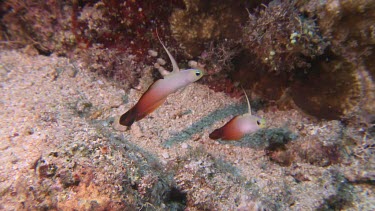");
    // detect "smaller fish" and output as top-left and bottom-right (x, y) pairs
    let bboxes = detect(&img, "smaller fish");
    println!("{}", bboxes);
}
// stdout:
(119, 30), (204, 127)
(209, 89), (266, 140)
